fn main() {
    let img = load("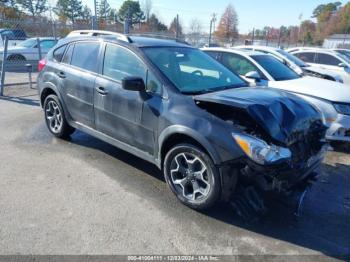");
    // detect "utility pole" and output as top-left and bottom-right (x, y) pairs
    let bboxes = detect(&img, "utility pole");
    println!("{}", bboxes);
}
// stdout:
(92, 0), (98, 30)
(265, 28), (270, 46)
(251, 28), (255, 45)
(208, 13), (216, 46)
(175, 14), (179, 39)
(278, 27), (282, 47)
(124, 6), (131, 34)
